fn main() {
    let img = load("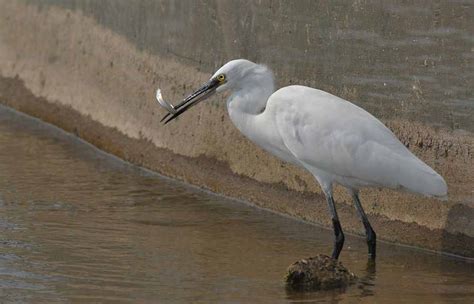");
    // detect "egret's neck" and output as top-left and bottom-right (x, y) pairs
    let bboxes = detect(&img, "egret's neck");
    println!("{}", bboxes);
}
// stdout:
(226, 72), (275, 143)
(225, 67), (297, 165)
